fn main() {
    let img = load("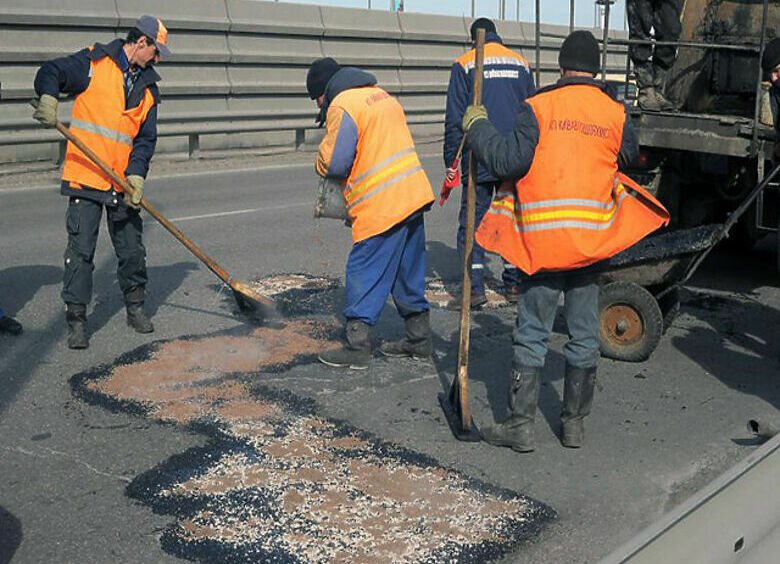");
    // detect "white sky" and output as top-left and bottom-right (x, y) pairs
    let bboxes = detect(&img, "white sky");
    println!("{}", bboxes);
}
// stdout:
(257, 1), (628, 29)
